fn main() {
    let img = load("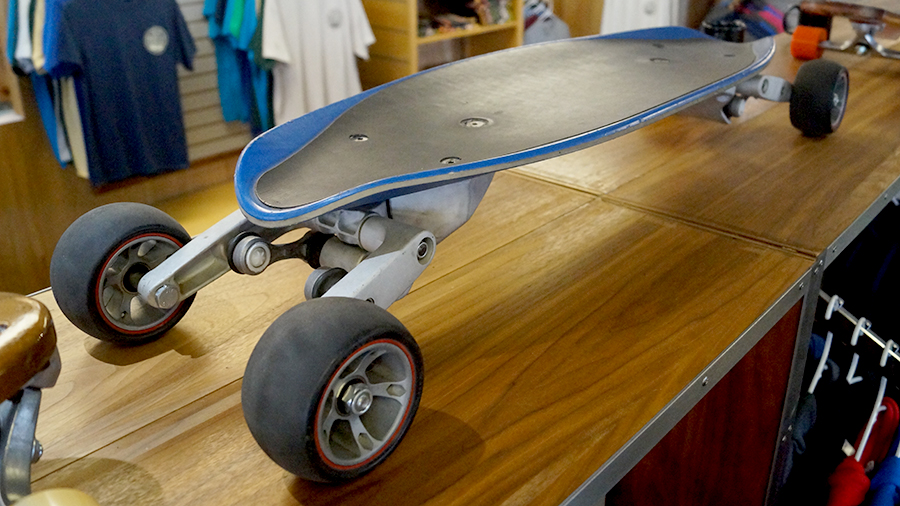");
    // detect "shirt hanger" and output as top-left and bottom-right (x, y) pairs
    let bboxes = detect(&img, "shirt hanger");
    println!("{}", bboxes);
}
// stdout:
(808, 331), (833, 395)
(847, 317), (870, 386)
